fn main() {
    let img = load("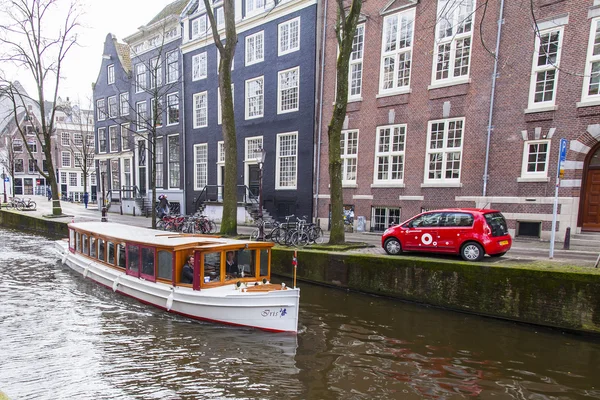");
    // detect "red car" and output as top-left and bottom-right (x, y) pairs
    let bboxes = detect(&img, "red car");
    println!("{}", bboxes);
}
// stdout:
(381, 208), (512, 261)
